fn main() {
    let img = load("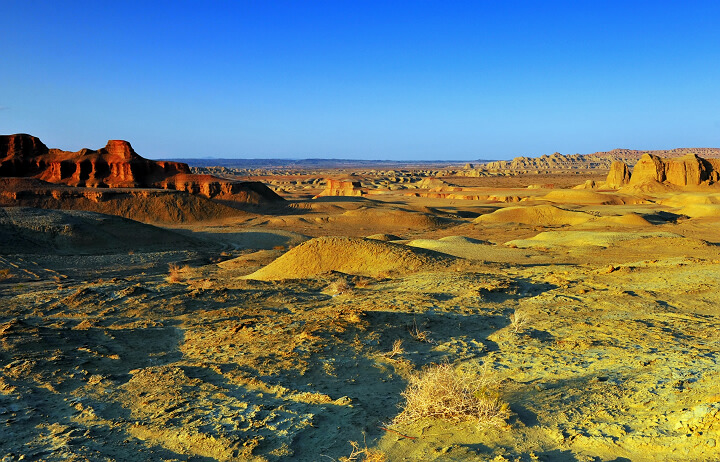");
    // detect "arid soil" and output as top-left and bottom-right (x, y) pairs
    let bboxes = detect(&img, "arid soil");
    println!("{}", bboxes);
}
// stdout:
(1, 168), (720, 461)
